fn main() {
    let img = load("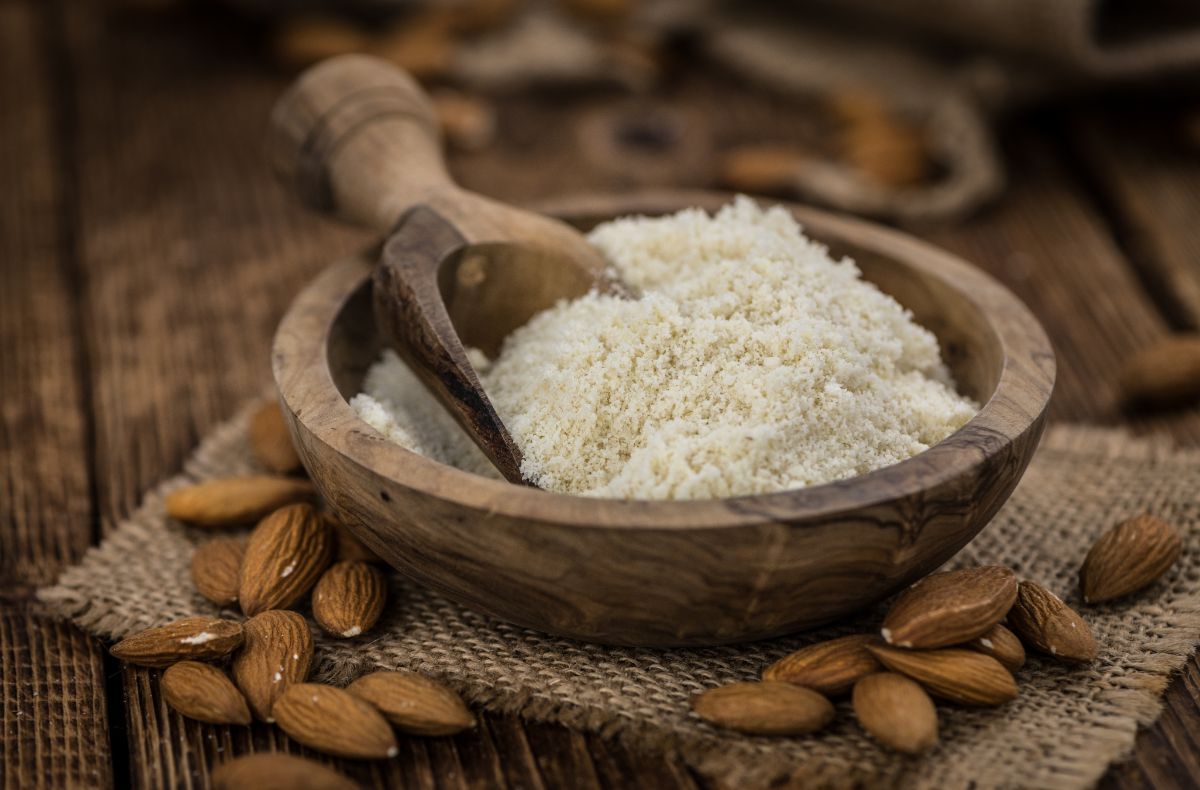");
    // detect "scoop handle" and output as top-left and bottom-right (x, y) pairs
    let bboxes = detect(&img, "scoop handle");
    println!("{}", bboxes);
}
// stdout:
(269, 54), (454, 234)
